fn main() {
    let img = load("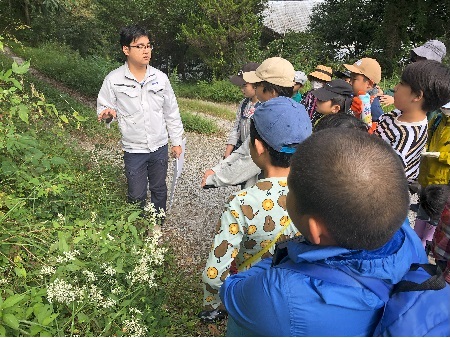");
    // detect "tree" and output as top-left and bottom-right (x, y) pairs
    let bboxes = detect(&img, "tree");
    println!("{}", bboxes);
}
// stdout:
(180, 0), (266, 79)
